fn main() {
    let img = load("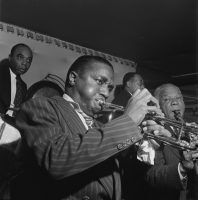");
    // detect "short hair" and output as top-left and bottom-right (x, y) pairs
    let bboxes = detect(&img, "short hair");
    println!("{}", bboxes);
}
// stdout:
(10, 43), (32, 56)
(154, 83), (181, 101)
(65, 55), (113, 88)
(122, 72), (138, 87)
